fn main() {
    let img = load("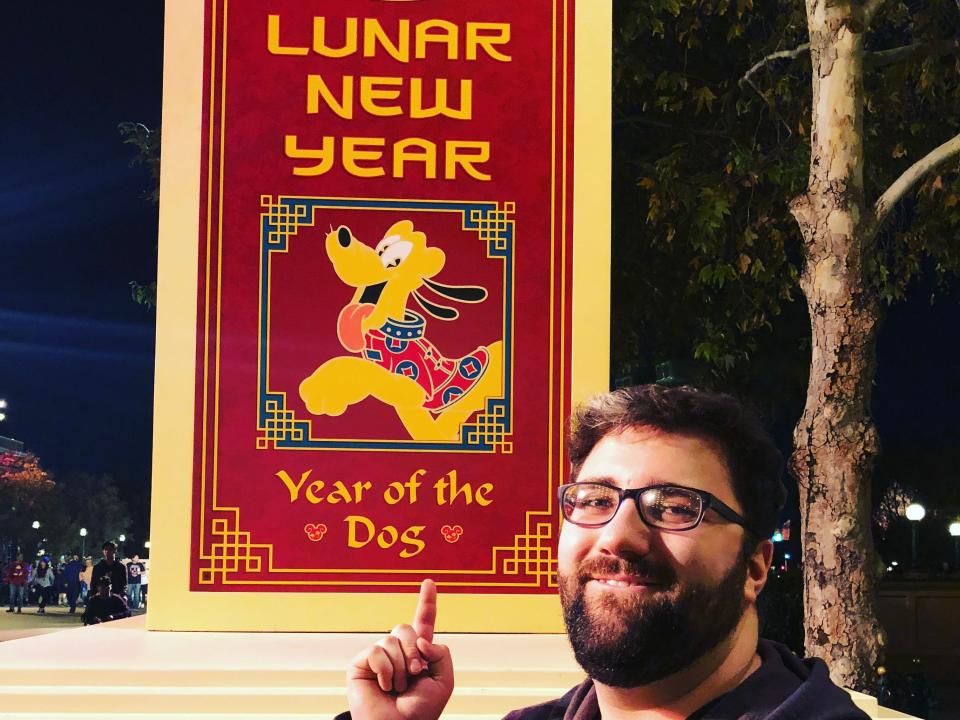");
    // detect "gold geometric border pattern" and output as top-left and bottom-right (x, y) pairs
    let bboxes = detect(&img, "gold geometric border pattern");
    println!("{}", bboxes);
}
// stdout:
(198, 509), (272, 585)
(493, 511), (557, 587)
